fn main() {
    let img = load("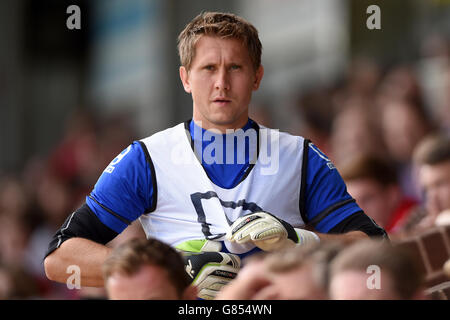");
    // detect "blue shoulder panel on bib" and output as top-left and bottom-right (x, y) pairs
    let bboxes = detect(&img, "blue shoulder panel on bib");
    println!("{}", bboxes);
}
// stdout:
(86, 141), (153, 233)
(305, 143), (362, 233)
